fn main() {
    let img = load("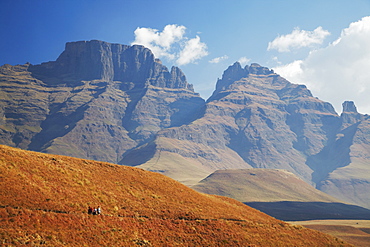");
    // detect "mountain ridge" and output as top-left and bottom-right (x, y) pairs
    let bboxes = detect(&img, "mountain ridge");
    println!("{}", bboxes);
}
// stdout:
(1, 40), (370, 209)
